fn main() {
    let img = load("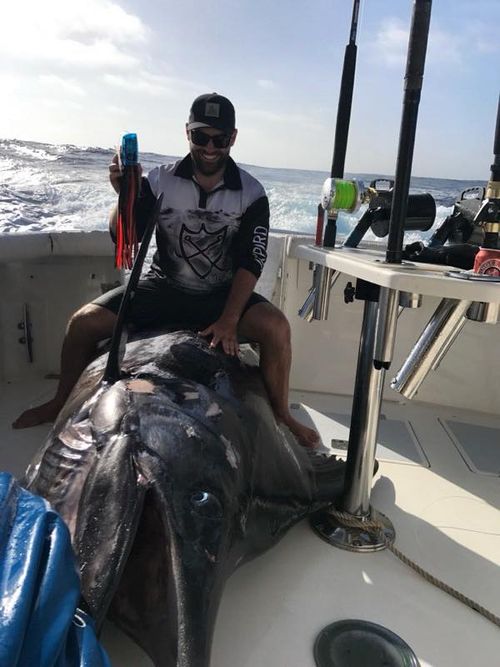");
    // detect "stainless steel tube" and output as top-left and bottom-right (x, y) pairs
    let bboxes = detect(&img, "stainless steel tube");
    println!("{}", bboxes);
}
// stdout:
(391, 297), (472, 399)
(312, 265), (334, 320)
(398, 291), (421, 309)
(298, 269), (340, 321)
(466, 301), (500, 324)
(297, 285), (317, 321)
(342, 300), (386, 517)
(374, 287), (400, 368)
